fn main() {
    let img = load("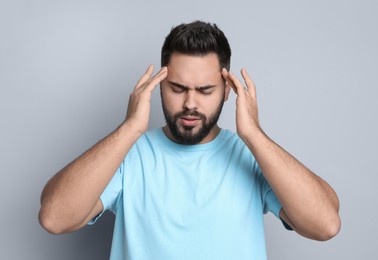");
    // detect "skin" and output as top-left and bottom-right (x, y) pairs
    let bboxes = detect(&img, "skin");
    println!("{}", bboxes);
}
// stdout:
(38, 65), (168, 234)
(160, 53), (230, 144)
(39, 52), (341, 241)
(222, 68), (341, 240)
